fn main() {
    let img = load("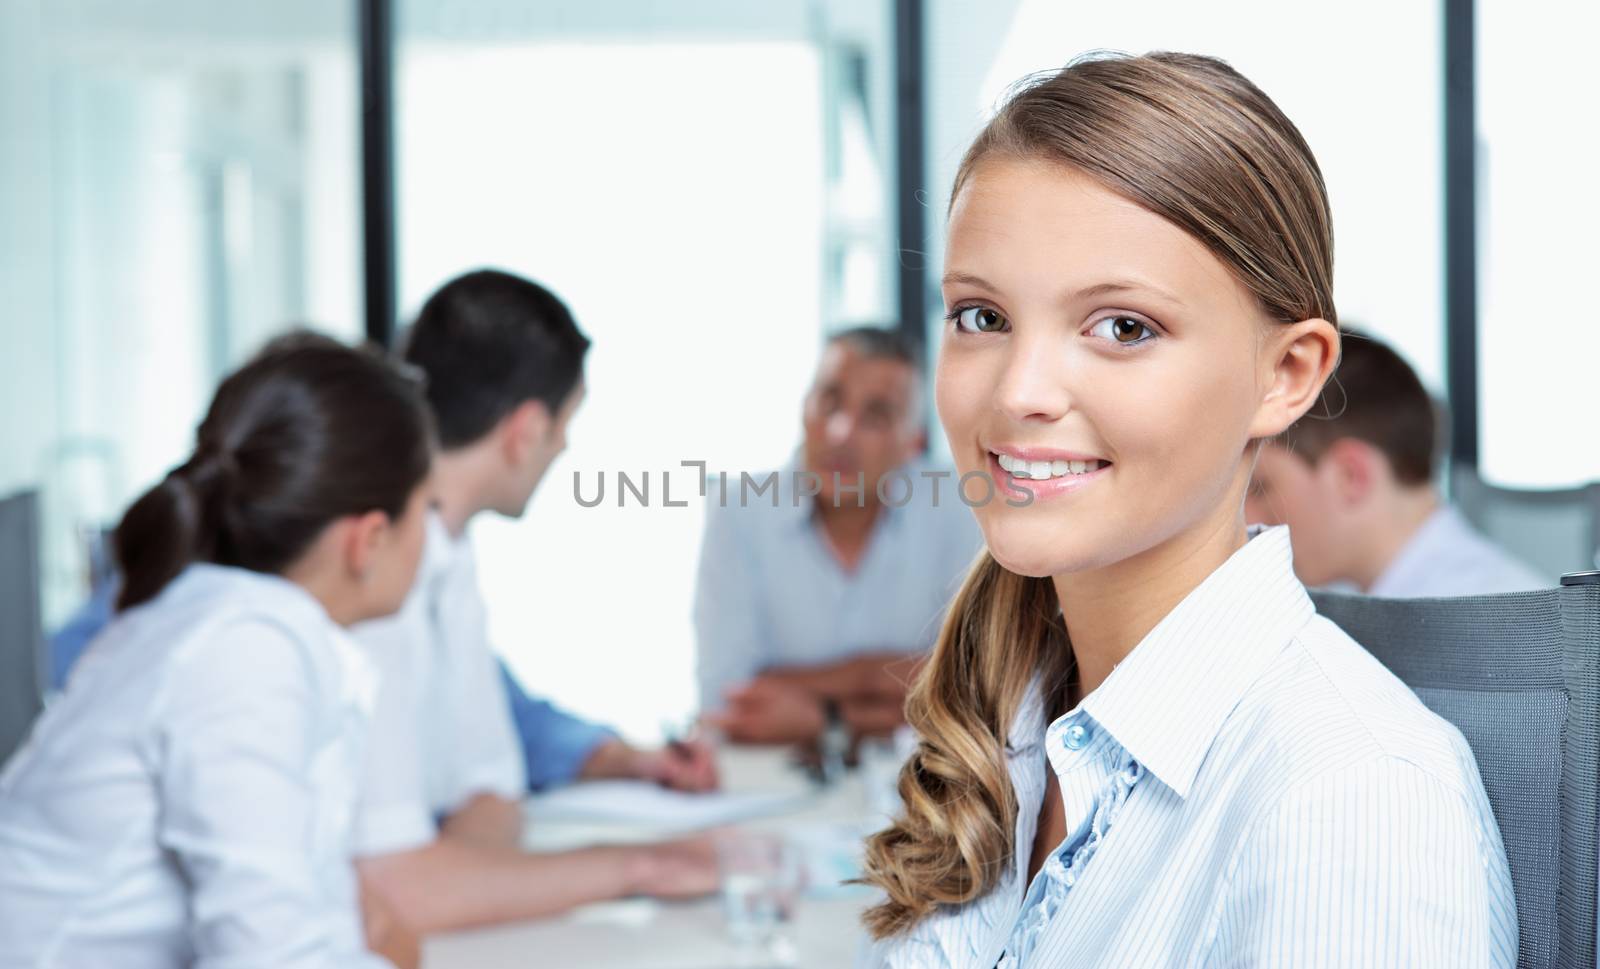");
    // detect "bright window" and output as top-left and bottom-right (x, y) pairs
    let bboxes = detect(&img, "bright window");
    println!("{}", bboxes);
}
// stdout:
(398, 42), (826, 738)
